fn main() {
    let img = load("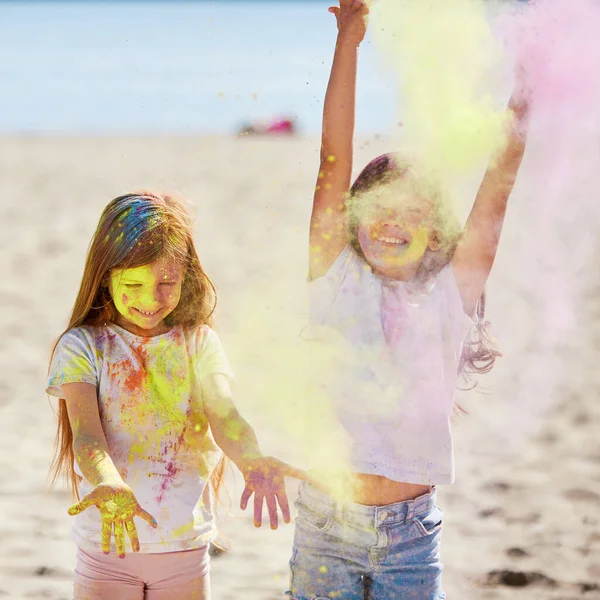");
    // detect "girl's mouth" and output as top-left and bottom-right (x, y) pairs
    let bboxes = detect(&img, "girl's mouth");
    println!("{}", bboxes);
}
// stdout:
(374, 235), (409, 245)
(371, 224), (410, 246)
(134, 308), (161, 317)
